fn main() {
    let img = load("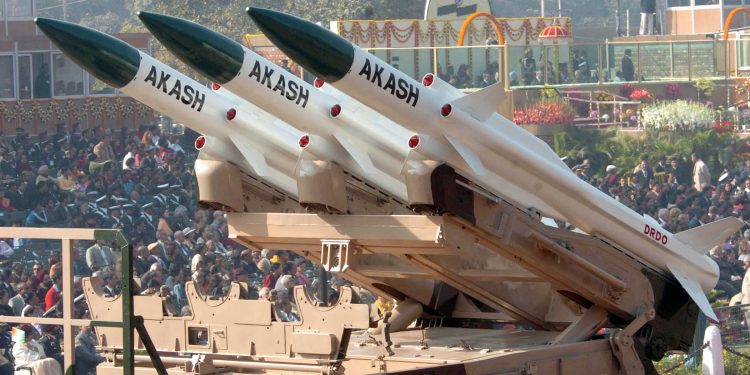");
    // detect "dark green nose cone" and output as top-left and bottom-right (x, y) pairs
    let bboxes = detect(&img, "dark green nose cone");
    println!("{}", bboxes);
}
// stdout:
(138, 11), (244, 84)
(246, 7), (354, 83)
(35, 18), (140, 88)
